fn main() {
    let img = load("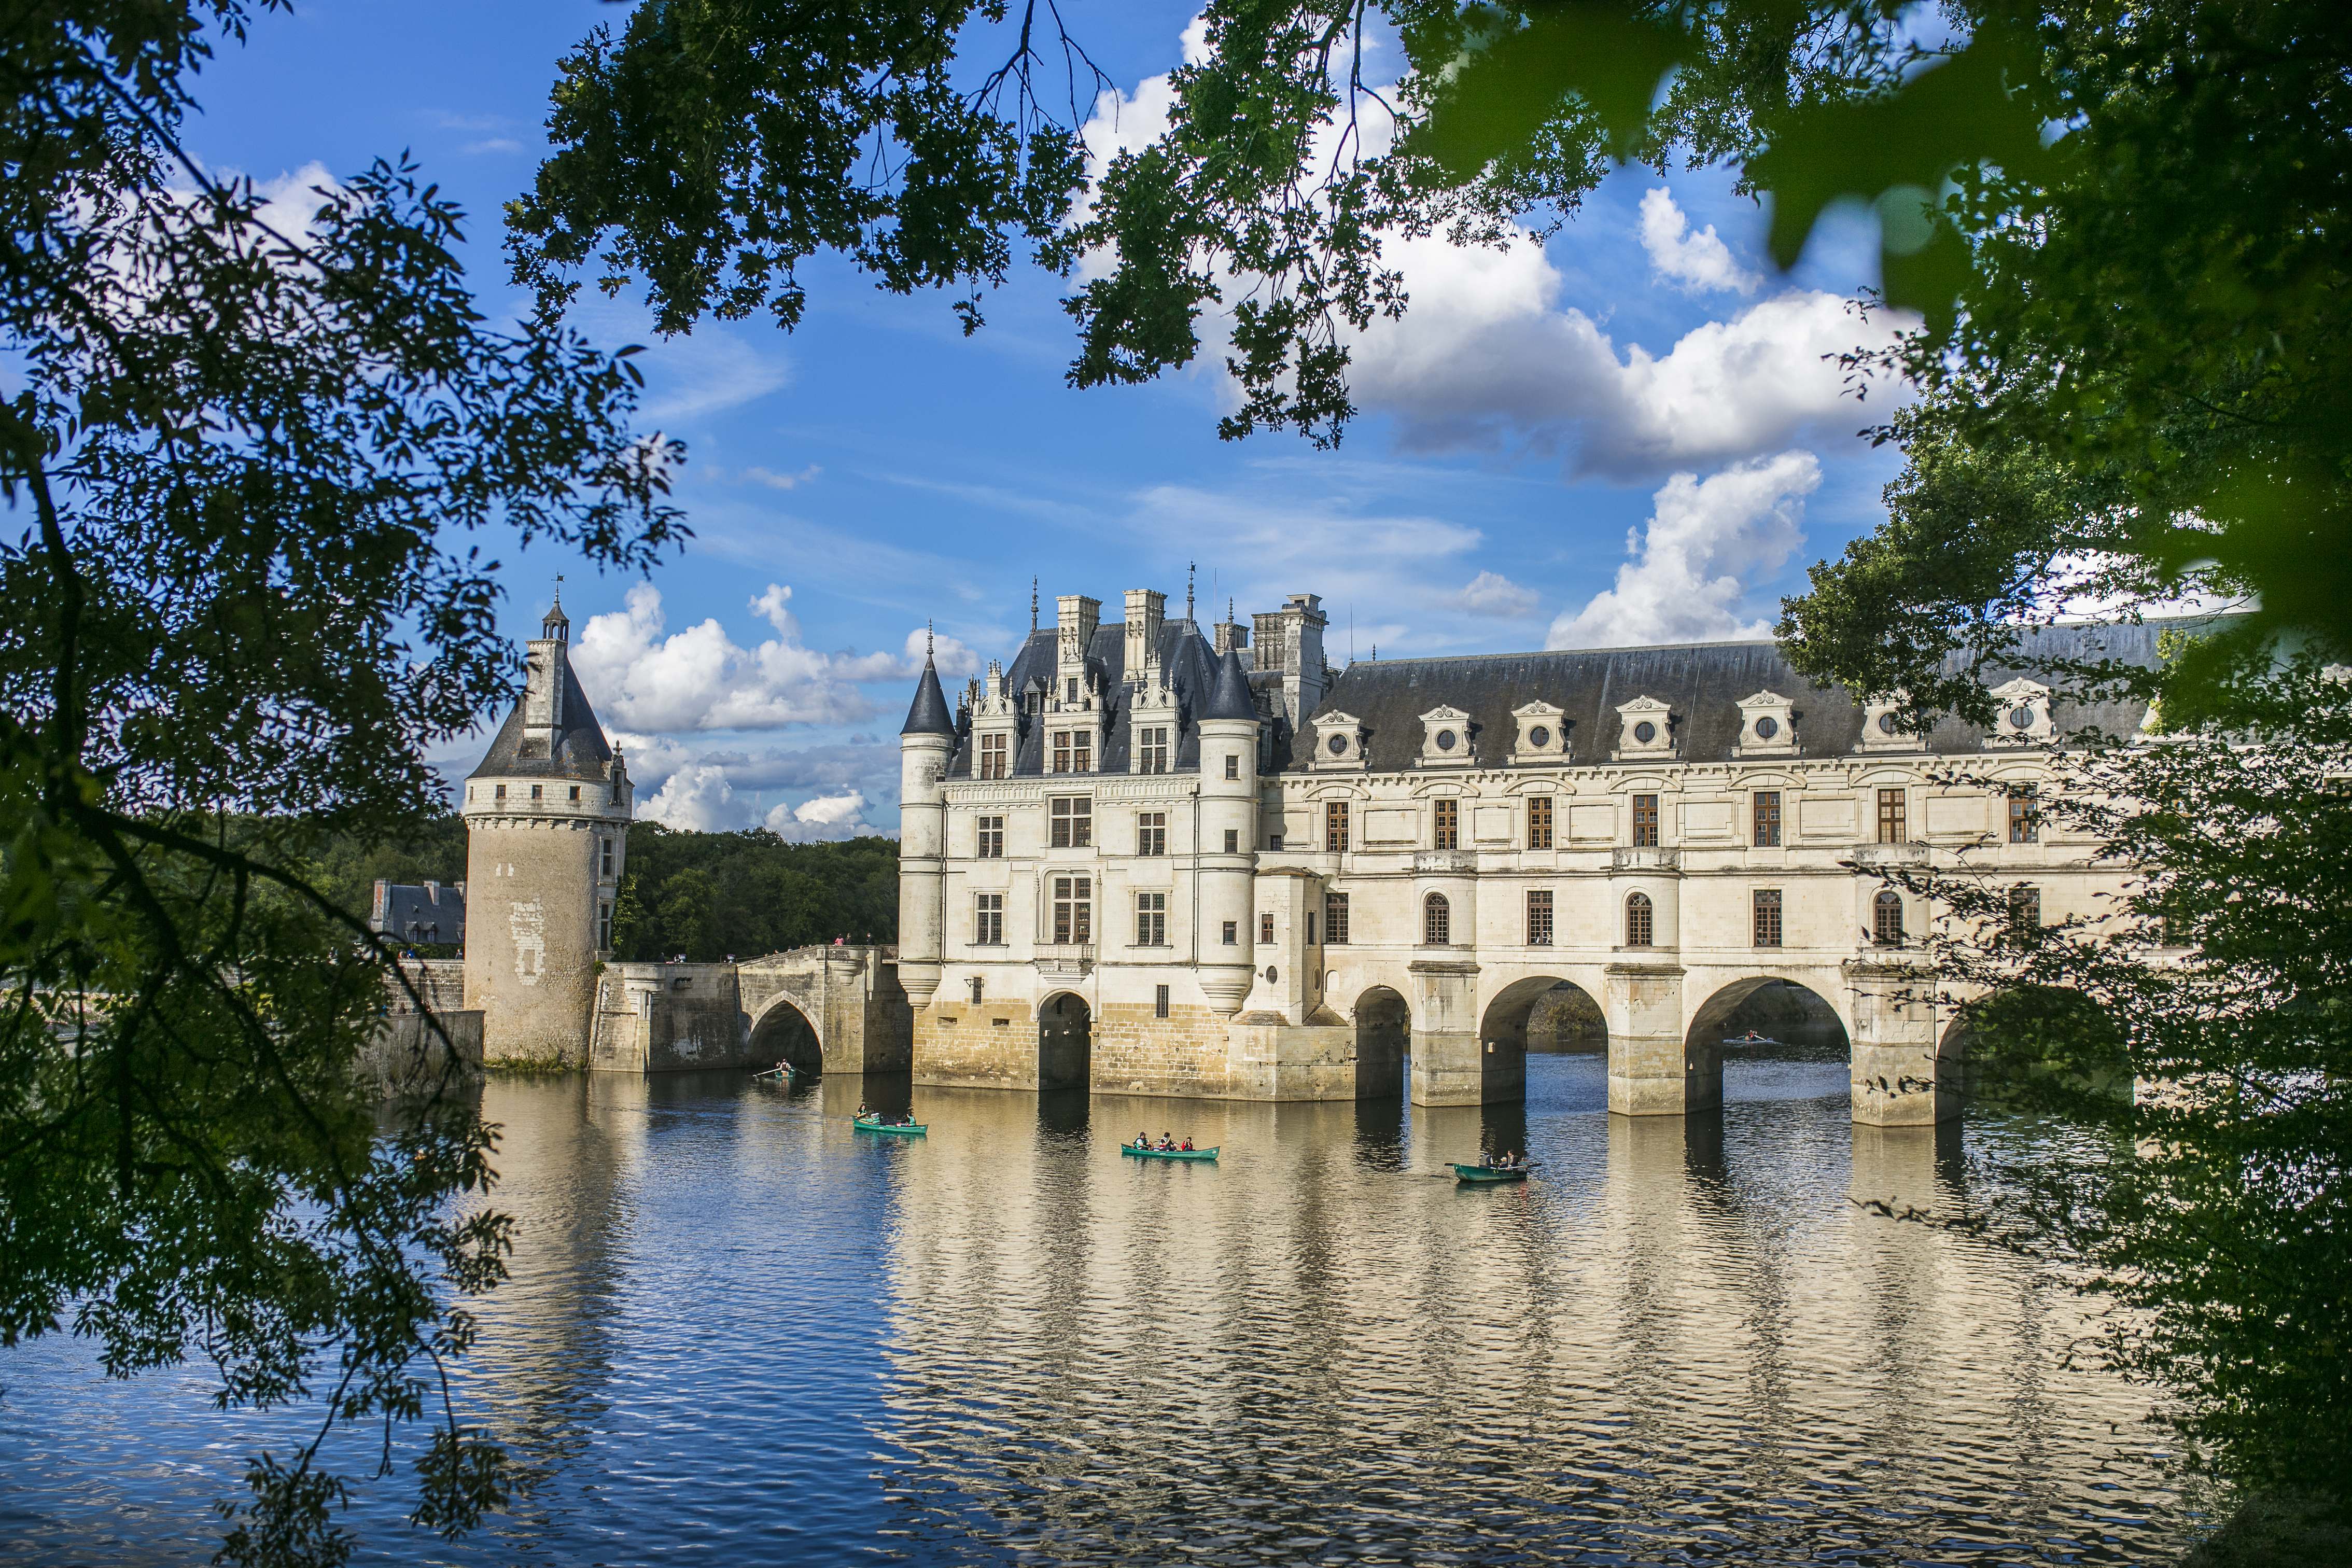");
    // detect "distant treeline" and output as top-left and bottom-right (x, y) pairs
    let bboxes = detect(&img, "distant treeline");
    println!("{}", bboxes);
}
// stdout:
(303, 815), (897, 962)
(610, 826), (898, 961)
